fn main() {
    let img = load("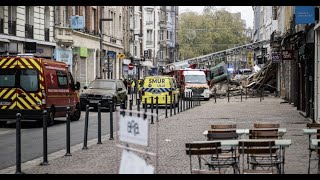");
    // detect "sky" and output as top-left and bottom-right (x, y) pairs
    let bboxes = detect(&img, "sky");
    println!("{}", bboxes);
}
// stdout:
(179, 6), (253, 29)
